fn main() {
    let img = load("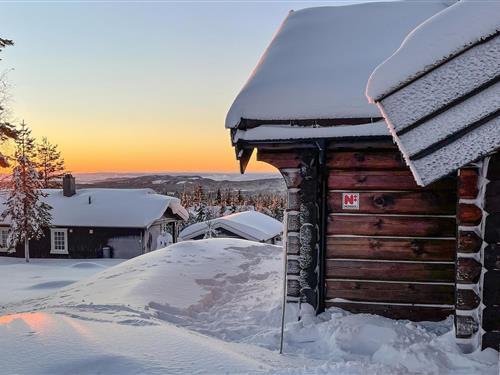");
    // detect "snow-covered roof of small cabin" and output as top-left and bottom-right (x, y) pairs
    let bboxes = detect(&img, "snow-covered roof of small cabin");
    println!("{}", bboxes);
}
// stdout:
(225, 2), (449, 130)
(0, 189), (189, 228)
(367, 0), (500, 101)
(179, 211), (283, 242)
(365, 0), (500, 186)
